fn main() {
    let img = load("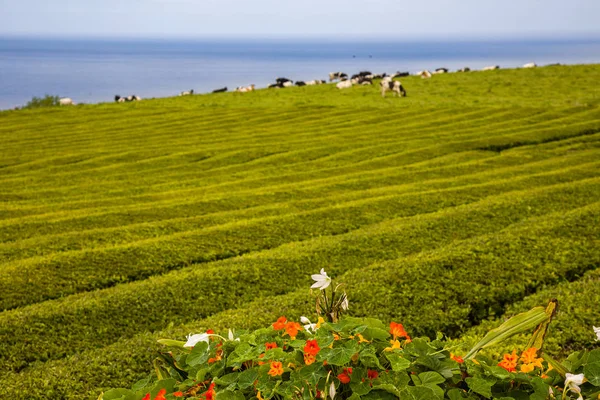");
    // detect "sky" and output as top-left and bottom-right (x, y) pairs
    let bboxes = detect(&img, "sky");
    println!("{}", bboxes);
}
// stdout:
(1, 0), (600, 40)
